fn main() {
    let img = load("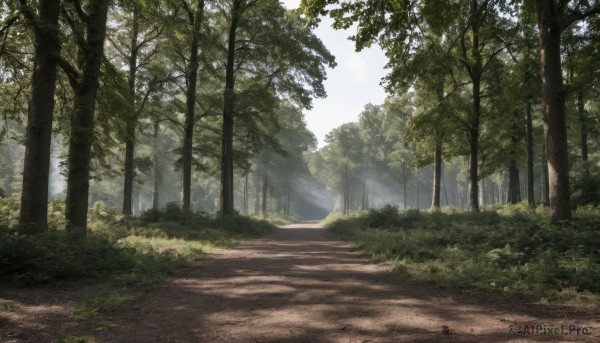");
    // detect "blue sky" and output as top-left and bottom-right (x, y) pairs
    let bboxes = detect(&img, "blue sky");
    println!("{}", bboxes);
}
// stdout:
(282, 0), (388, 147)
